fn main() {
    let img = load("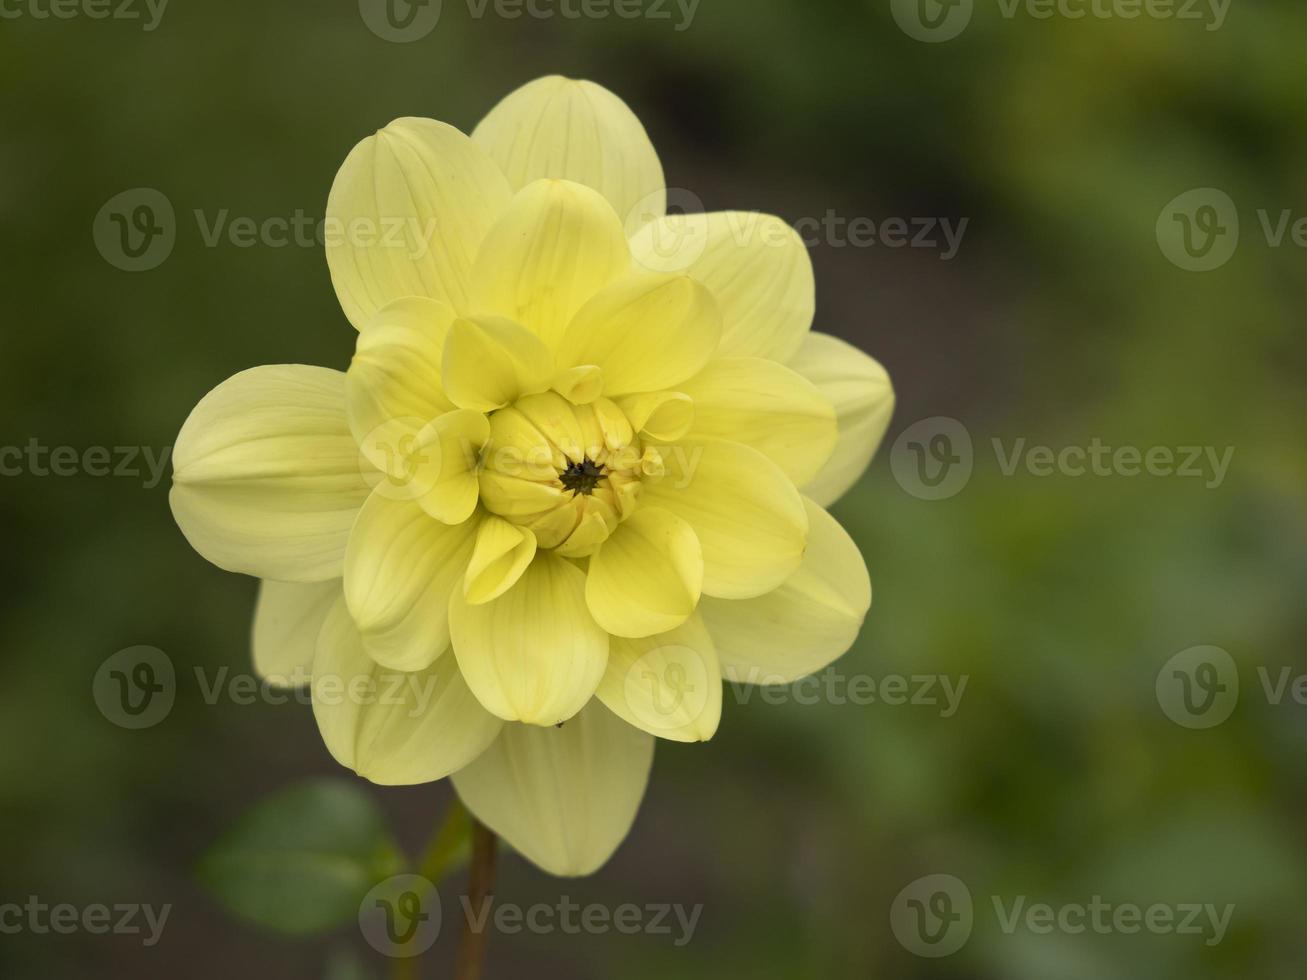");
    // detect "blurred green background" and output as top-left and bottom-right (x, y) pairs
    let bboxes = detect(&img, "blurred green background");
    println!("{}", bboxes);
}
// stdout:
(2, 0), (1306, 976)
